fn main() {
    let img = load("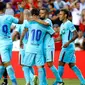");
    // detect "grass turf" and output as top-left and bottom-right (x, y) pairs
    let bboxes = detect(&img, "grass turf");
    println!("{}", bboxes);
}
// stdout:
(0, 78), (80, 85)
